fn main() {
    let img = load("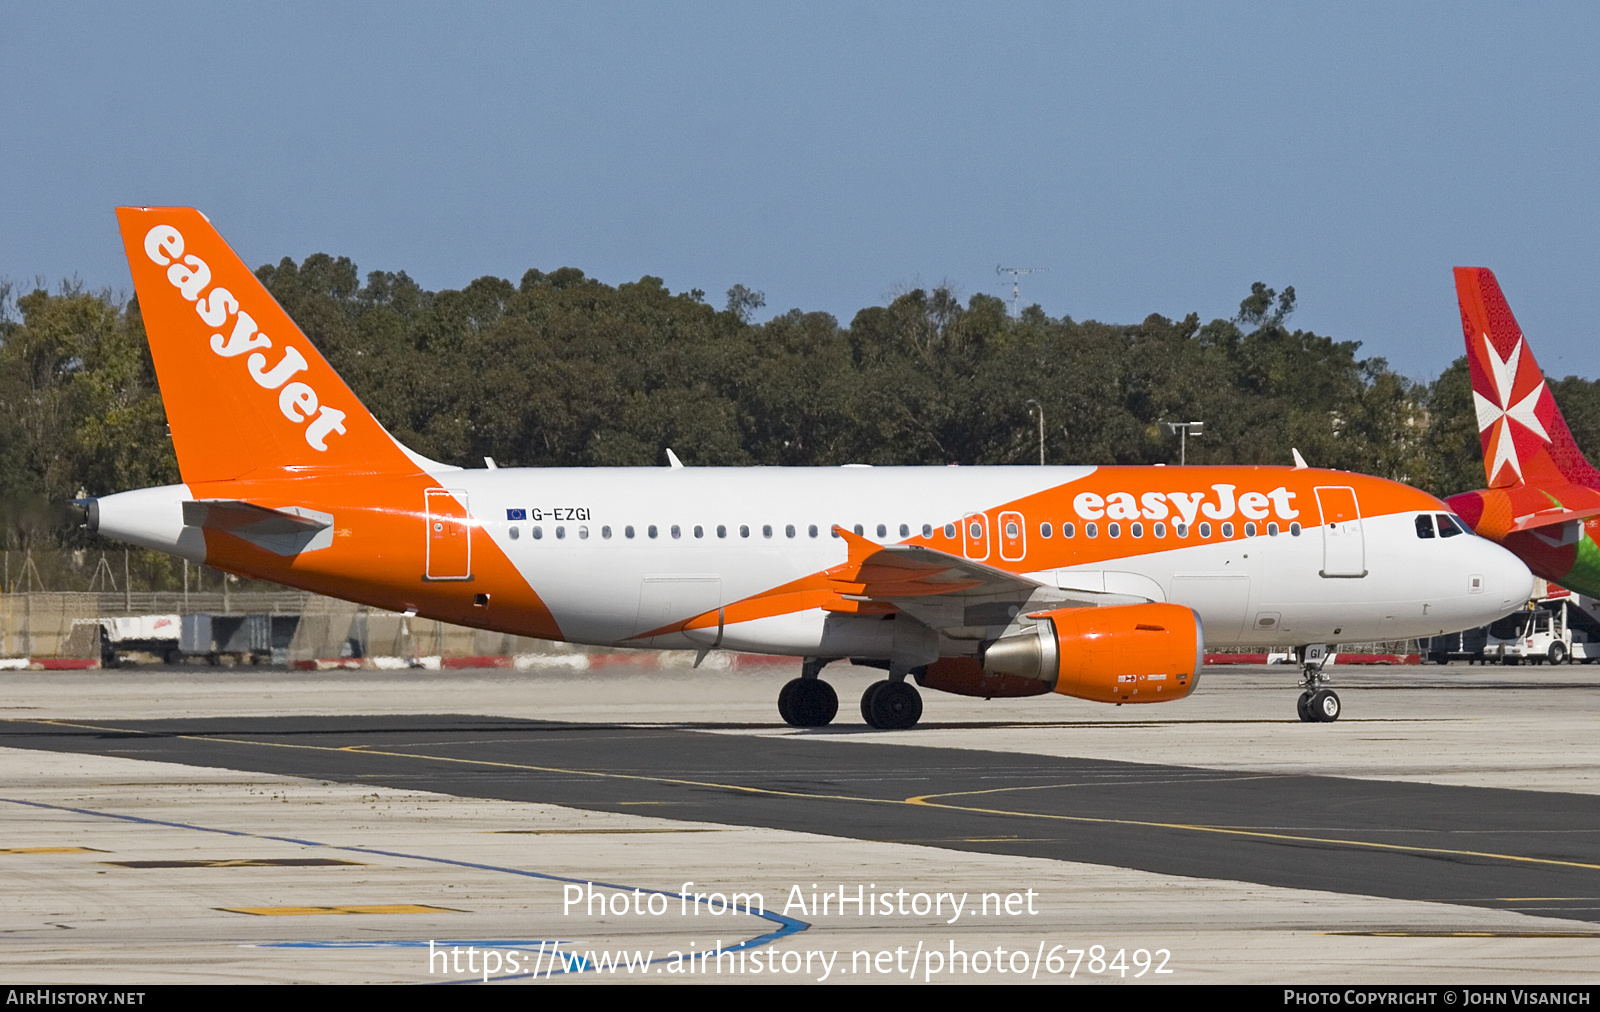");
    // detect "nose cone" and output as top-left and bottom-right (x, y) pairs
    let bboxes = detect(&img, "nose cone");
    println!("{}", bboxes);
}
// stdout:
(1476, 534), (1536, 615)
